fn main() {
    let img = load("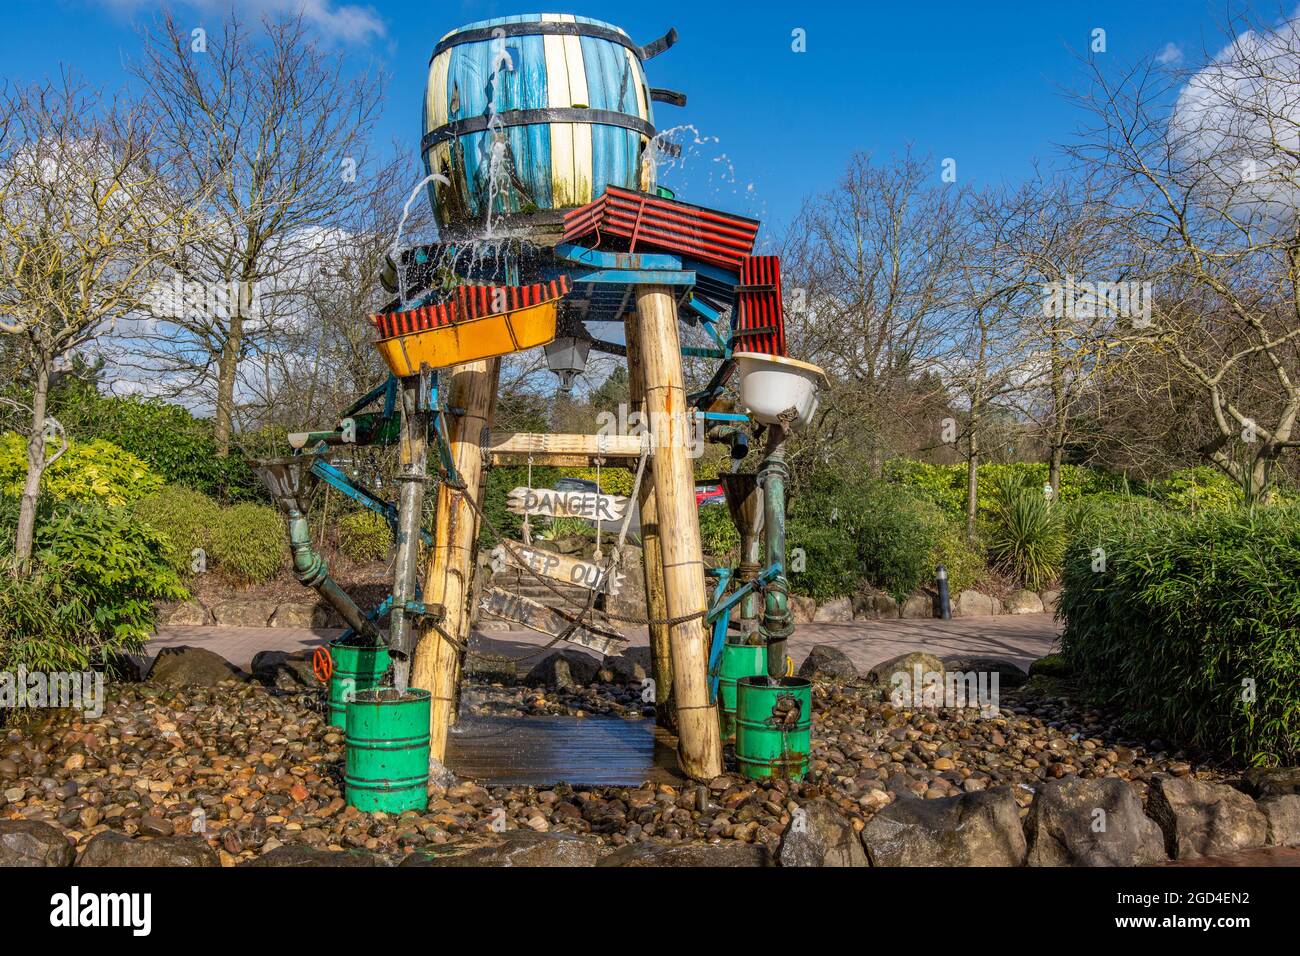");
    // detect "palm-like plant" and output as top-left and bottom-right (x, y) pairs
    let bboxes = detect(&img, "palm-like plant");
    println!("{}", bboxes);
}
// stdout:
(985, 479), (1065, 590)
